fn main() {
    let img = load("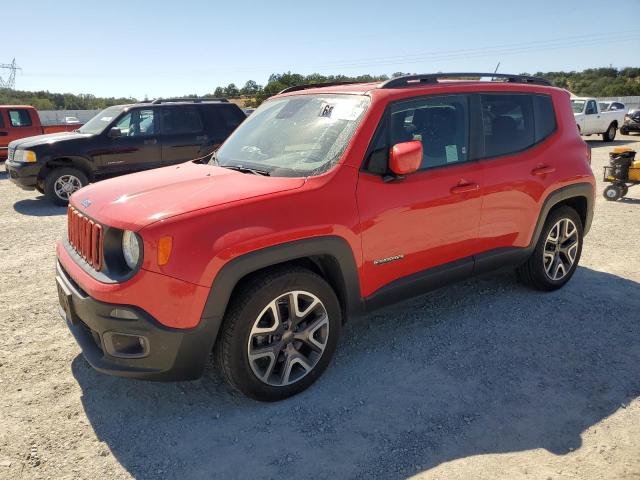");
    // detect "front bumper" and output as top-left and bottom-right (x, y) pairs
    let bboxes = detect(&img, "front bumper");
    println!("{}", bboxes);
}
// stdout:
(5, 159), (40, 189)
(56, 260), (216, 380)
(622, 120), (640, 132)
